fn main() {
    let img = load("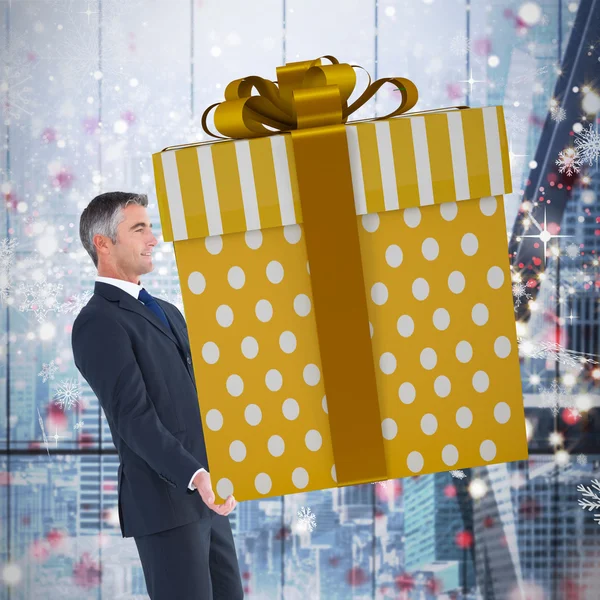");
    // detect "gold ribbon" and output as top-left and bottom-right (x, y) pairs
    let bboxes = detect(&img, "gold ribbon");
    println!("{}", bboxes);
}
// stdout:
(201, 56), (422, 487)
